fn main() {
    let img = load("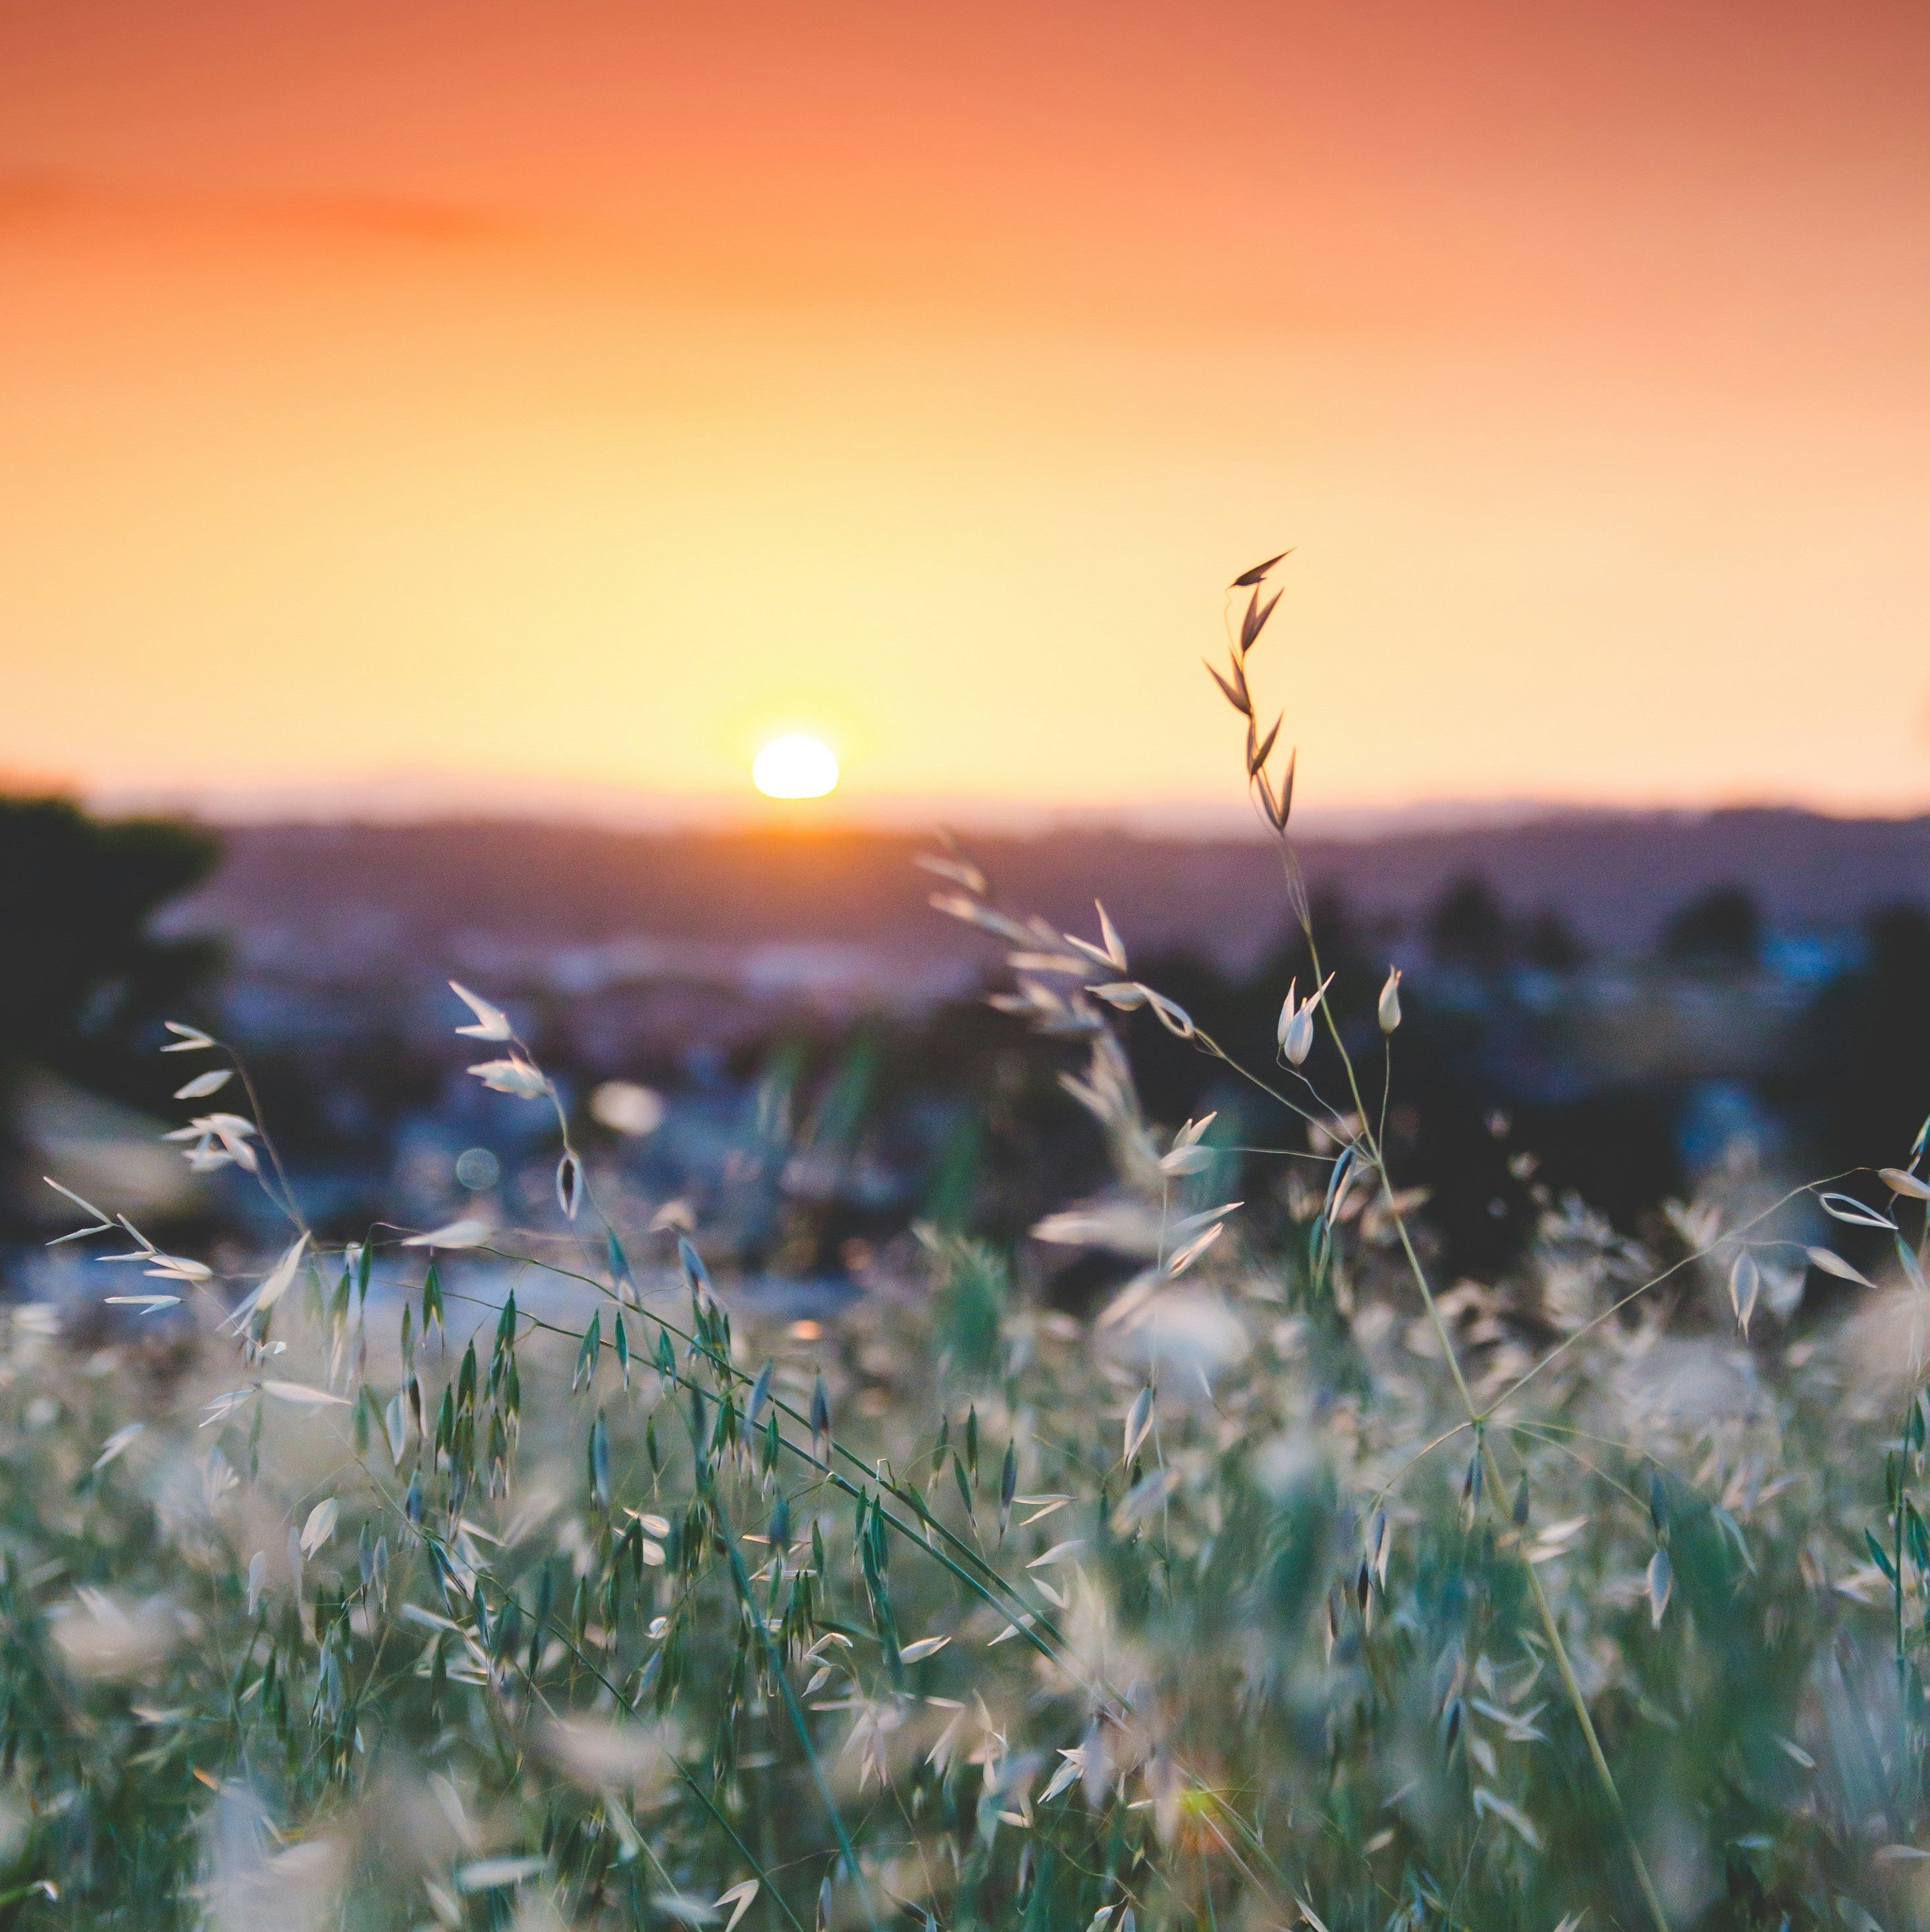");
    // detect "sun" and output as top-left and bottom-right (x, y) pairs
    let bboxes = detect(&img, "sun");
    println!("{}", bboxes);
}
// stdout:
(751, 733), (840, 799)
